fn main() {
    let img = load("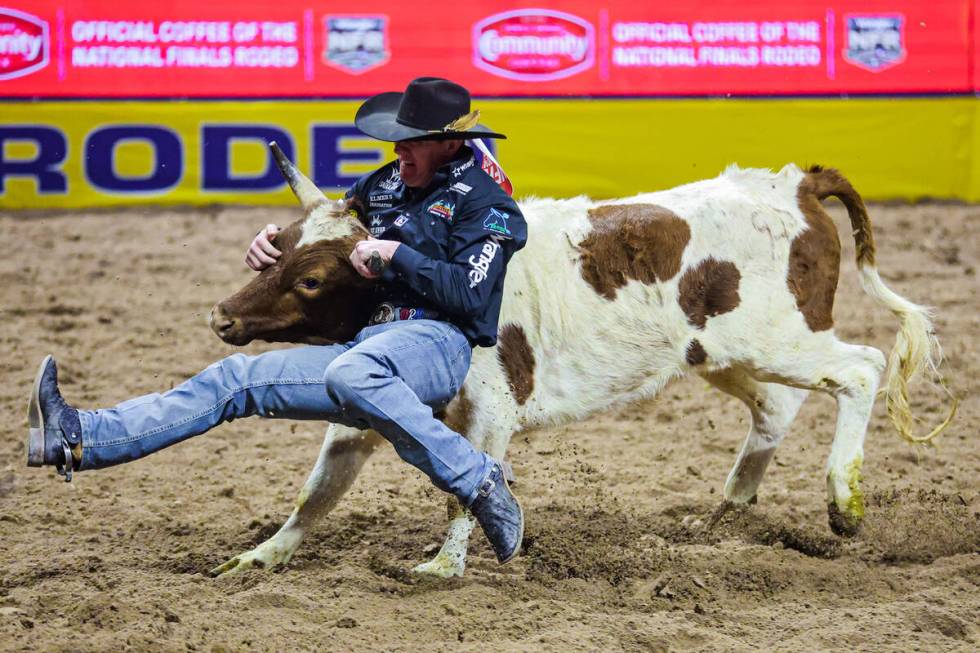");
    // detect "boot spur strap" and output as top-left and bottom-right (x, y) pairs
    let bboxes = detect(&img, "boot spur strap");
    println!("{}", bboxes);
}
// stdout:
(56, 440), (74, 483)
